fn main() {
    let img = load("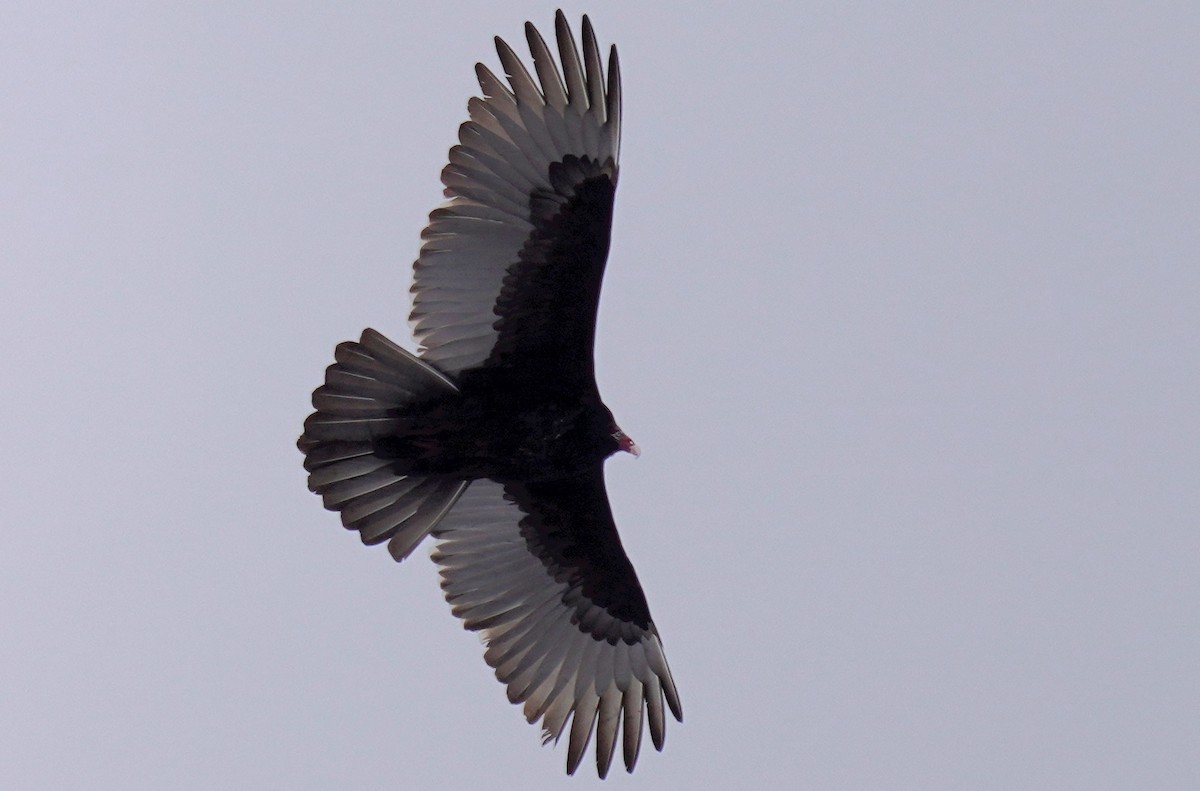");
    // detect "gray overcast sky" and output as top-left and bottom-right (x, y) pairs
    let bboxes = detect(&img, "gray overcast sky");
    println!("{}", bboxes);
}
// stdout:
(3, 2), (1198, 788)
